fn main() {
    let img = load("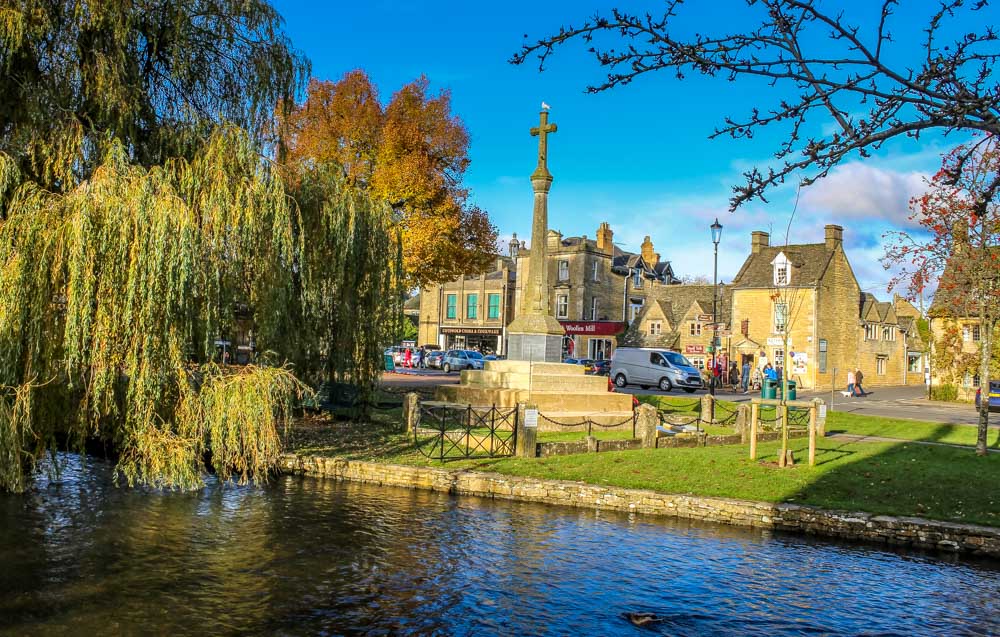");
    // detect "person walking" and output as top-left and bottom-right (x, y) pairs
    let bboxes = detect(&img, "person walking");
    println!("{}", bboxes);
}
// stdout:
(741, 359), (751, 393)
(855, 368), (865, 397)
(846, 369), (856, 397)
